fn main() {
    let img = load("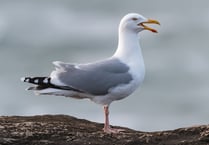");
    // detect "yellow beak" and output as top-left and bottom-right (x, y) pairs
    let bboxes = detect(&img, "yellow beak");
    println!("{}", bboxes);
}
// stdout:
(139, 19), (160, 33)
